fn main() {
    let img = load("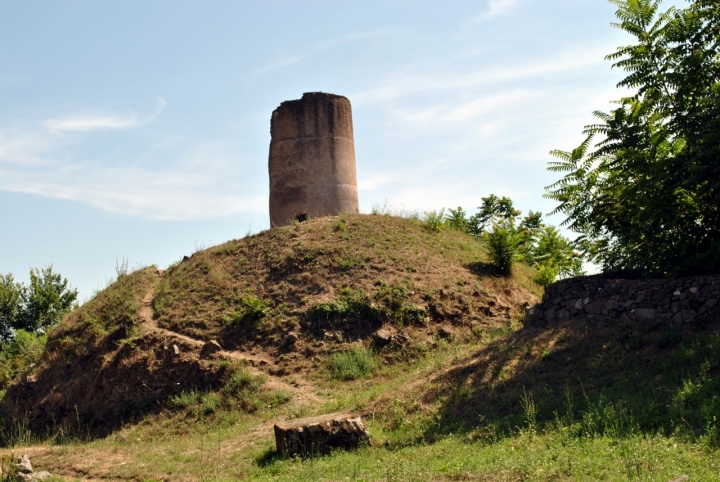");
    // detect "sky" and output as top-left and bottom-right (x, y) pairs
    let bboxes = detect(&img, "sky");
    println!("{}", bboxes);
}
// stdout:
(0, 0), (682, 300)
